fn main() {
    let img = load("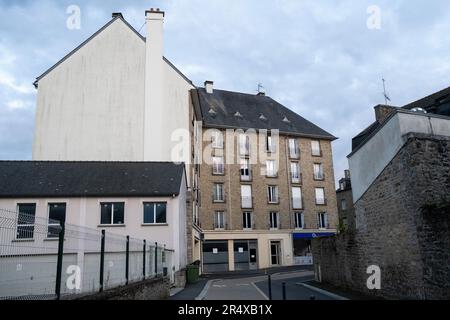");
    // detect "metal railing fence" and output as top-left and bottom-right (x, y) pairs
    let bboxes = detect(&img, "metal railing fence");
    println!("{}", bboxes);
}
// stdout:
(0, 208), (174, 300)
